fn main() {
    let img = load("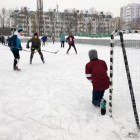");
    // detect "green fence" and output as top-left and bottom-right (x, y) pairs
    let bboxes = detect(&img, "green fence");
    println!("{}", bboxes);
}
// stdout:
(61, 27), (140, 38)
(61, 30), (114, 38)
